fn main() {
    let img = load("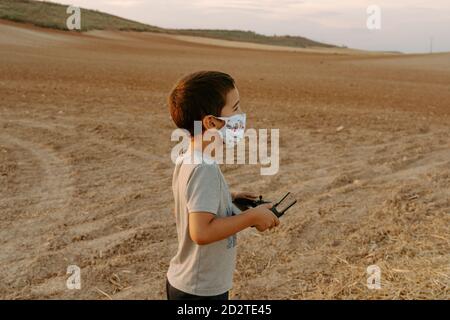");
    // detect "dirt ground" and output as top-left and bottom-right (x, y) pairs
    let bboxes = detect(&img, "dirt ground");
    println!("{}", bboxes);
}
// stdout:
(0, 20), (449, 299)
